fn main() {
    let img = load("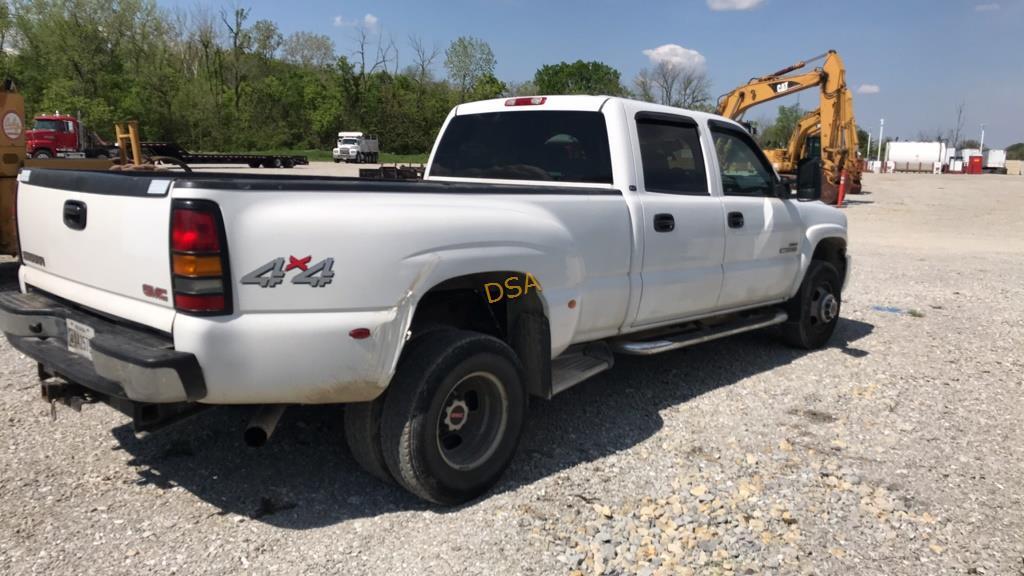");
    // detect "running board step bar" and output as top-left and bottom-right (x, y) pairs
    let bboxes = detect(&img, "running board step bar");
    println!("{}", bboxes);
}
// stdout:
(612, 310), (788, 356)
(550, 342), (614, 397)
